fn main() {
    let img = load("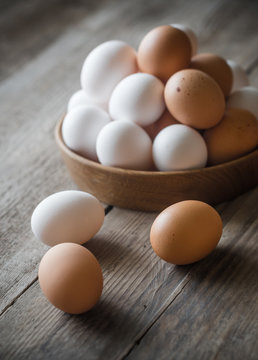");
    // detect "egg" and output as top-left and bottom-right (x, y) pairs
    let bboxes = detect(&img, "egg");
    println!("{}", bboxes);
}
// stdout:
(227, 86), (258, 120)
(38, 243), (103, 314)
(203, 108), (258, 165)
(143, 109), (179, 141)
(31, 190), (105, 246)
(67, 90), (108, 112)
(171, 24), (198, 55)
(80, 40), (137, 104)
(62, 105), (110, 161)
(109, 73), (165, 126)
(165, 69), (225, 129)
(152, 124), (207, 171)
(150, 200), (223, 265)
(226, 60), (249, 93)
(96, 120), (153, 170)
(137, 25), (191, 82)
(191, 53), (233, 96)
